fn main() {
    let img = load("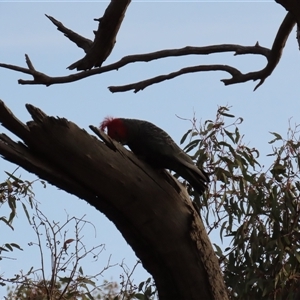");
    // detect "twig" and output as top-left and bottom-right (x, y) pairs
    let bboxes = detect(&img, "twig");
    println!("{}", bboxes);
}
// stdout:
(109, 64), (243, 93)
(32, 213), (49, 299)
(45, 14), (92, 53)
